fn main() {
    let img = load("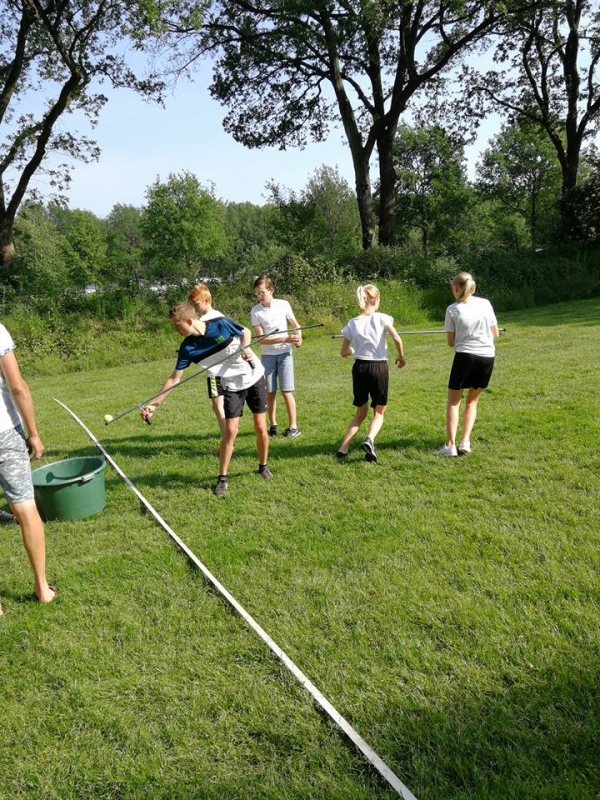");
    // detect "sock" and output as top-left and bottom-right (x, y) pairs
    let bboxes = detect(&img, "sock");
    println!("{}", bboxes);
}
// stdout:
(258, 464), (268, 472)
(218, 474), (228, 482)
